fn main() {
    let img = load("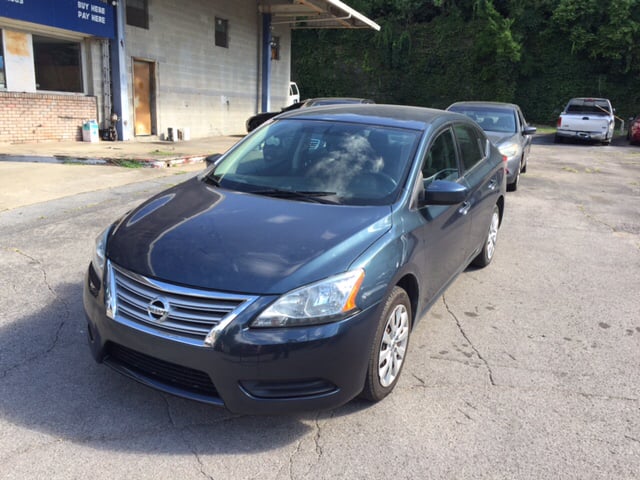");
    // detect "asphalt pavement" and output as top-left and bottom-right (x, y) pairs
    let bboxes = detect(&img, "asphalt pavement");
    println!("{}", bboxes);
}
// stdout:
(0, 137), (638, 479)
(0, 135), (241, 211)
